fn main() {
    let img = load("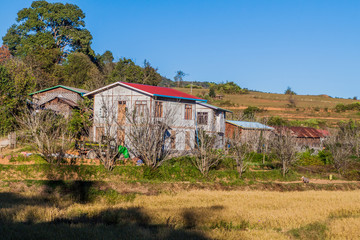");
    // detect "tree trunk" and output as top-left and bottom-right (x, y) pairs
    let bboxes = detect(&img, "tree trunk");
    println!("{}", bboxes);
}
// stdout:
(282, 160), (286, 177)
